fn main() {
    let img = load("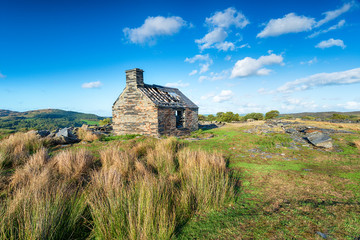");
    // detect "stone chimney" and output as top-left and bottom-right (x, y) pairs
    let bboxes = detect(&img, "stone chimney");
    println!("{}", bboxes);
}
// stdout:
(126, 68), (144, 88)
